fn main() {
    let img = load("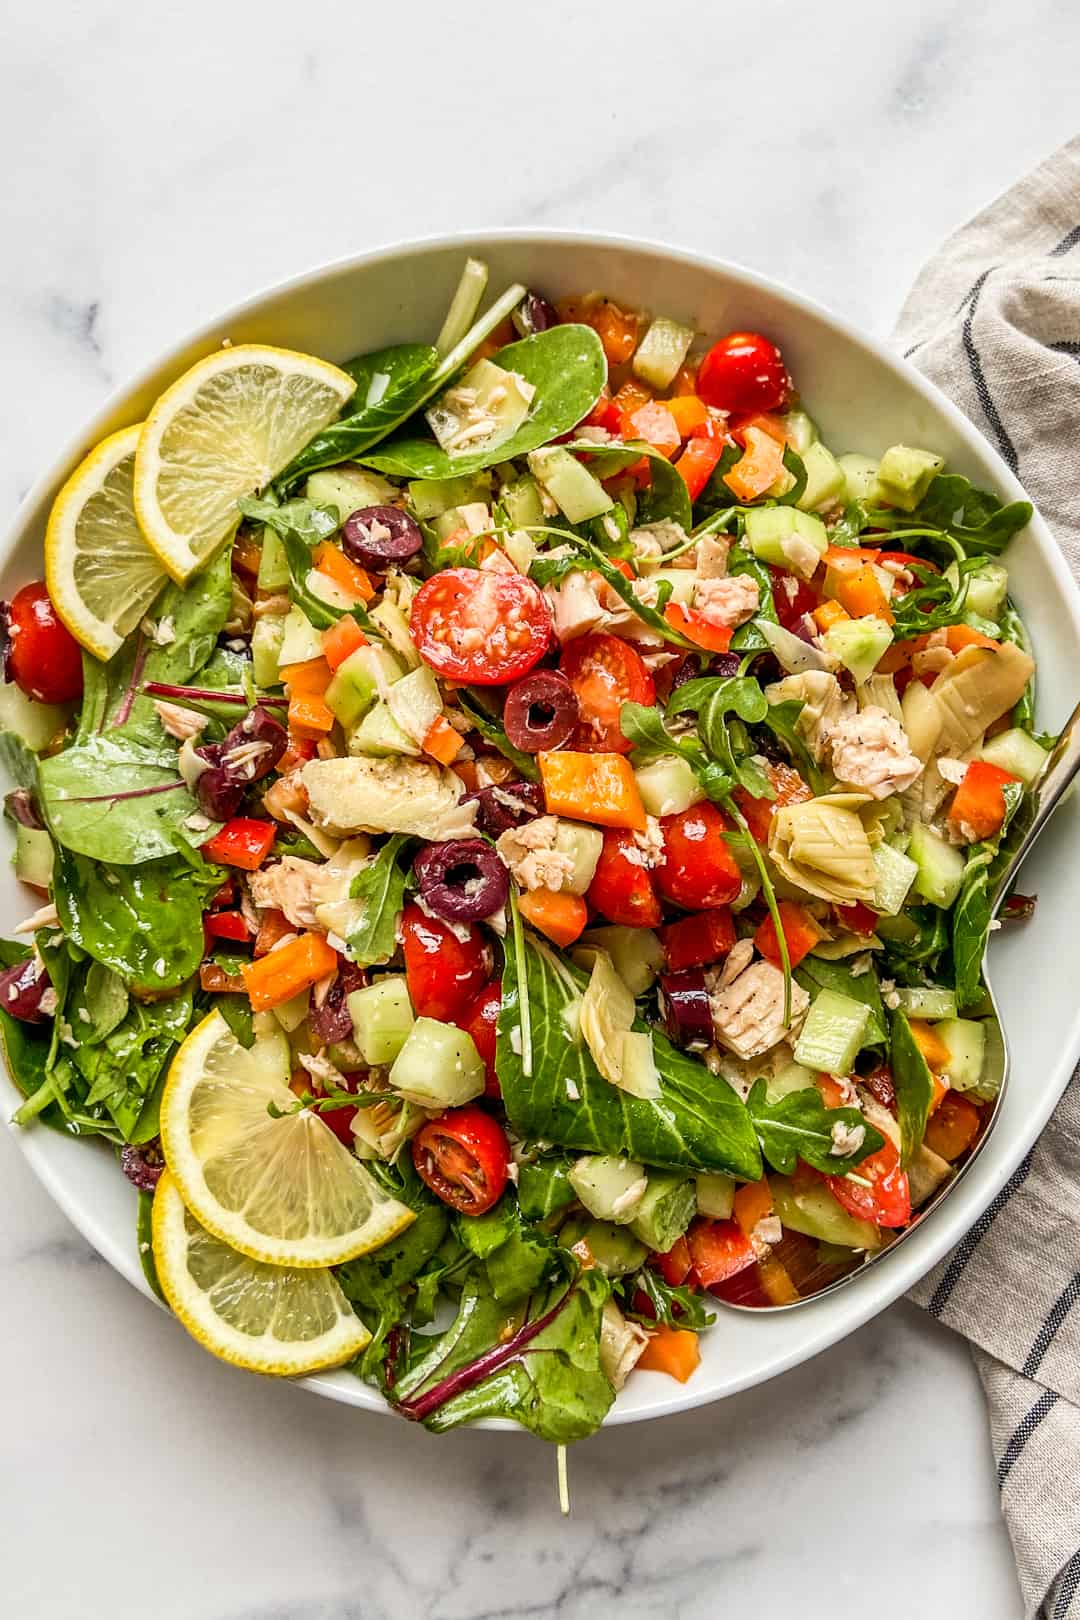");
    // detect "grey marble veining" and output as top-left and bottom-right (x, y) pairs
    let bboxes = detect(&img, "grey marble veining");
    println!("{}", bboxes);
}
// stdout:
(4, 2), (1078, 1614)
